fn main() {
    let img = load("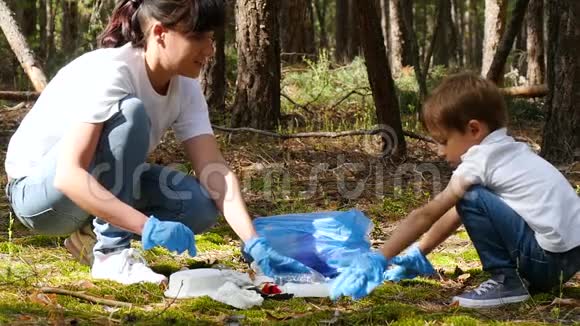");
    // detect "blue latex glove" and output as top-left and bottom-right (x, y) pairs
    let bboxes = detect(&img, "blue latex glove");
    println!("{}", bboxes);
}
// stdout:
(384, 244), (435, 282)
(243, 237), (311, 277)
(330, 251), (388, 300)
(142, 216), (196, 256)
